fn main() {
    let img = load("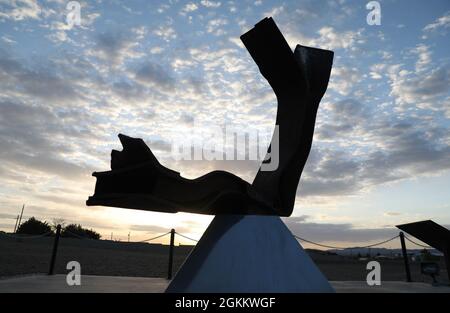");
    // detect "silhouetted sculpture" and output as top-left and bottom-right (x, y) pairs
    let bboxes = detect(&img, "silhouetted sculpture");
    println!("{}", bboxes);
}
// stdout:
(397, 220), (450, 282)
(87, 17), (334, 217)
